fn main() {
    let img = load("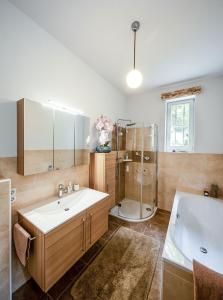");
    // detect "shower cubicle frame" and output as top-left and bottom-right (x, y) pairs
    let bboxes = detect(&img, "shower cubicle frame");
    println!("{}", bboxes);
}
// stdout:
(113, 119), (158, 222)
